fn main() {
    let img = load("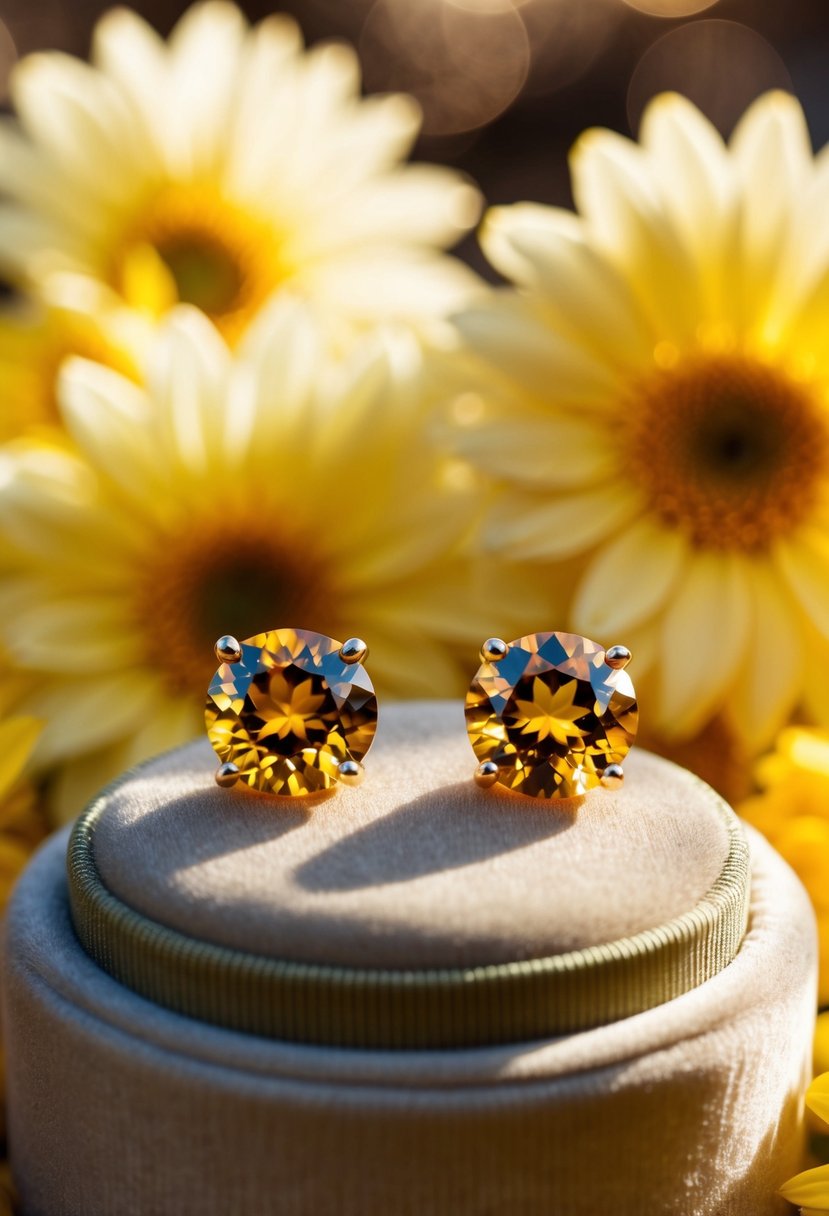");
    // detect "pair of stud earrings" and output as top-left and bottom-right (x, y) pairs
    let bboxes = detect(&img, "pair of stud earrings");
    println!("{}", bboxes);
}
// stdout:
(205, 626), (638, 802)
